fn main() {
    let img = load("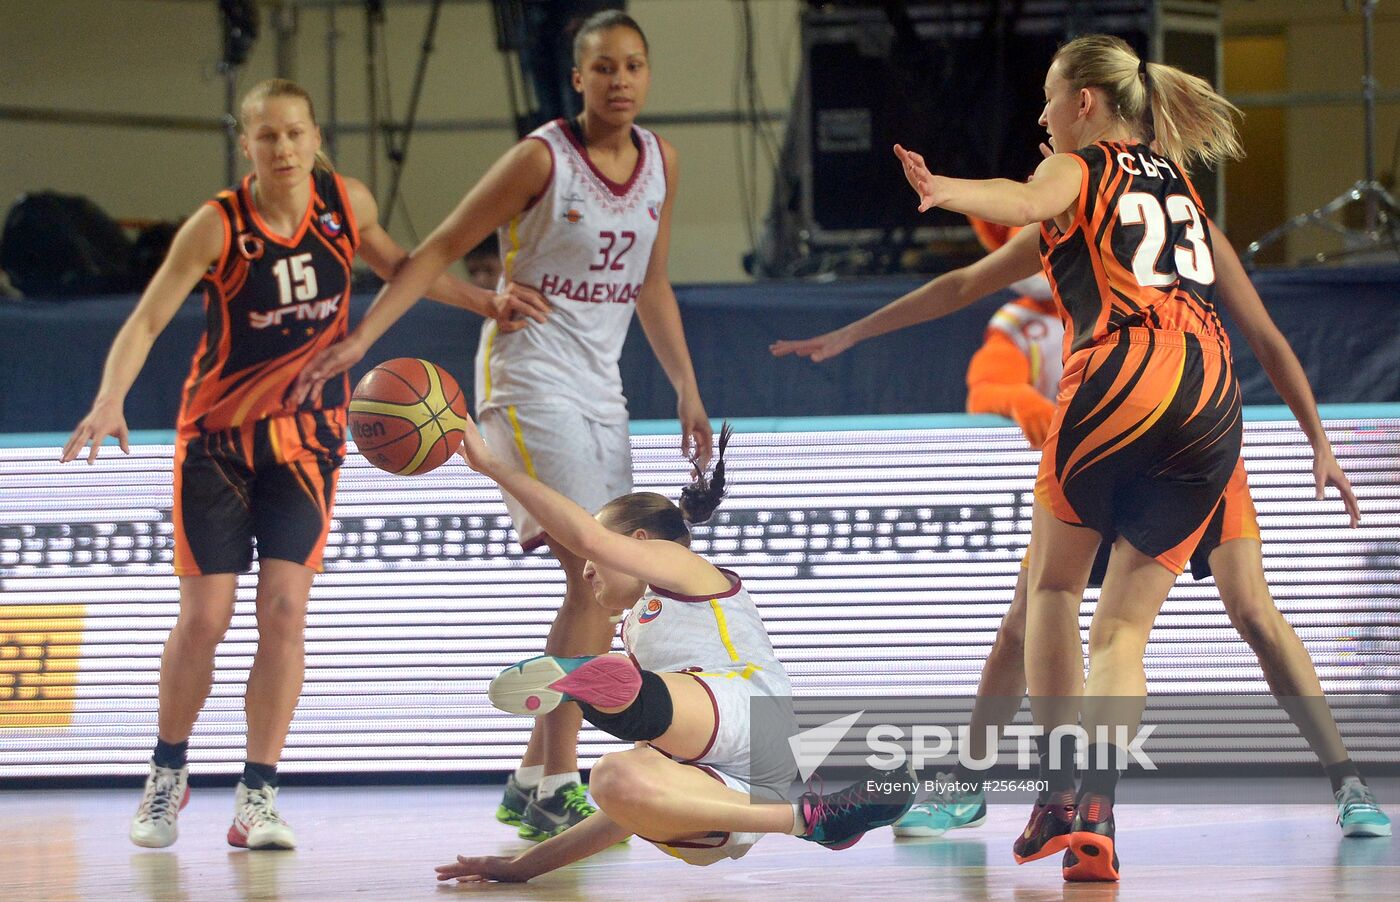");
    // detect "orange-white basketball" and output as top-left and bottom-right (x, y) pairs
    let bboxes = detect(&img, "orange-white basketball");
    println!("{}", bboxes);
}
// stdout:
(348, 358), (467, 475)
